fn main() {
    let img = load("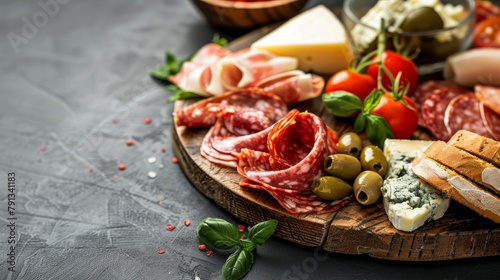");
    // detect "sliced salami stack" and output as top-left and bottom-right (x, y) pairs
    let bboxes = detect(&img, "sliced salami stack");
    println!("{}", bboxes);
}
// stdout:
(418, 82), (500, 141)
